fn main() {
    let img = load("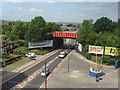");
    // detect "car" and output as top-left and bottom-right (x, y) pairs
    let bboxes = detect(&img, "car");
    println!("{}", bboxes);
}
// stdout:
(65, 49), (68, 54)
(41, 69), (50, 77)
(25, 53), (36, 58)
(59, 51), (67, 58)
